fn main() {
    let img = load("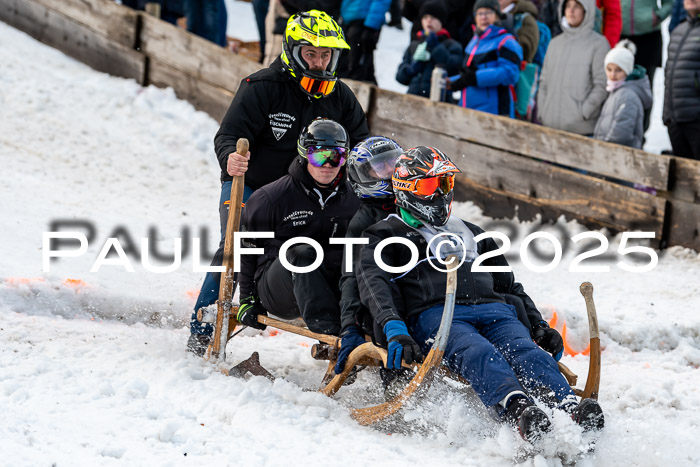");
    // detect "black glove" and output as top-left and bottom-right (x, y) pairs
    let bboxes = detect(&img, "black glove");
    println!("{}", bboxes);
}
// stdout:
(236, 296), (267, 330)
(450, 65), (478, 90)
(425, 31), (439, 49)
(533, 321), (564, 361)
(384, 320), (424, 369)
(360, 26), (381, 52)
